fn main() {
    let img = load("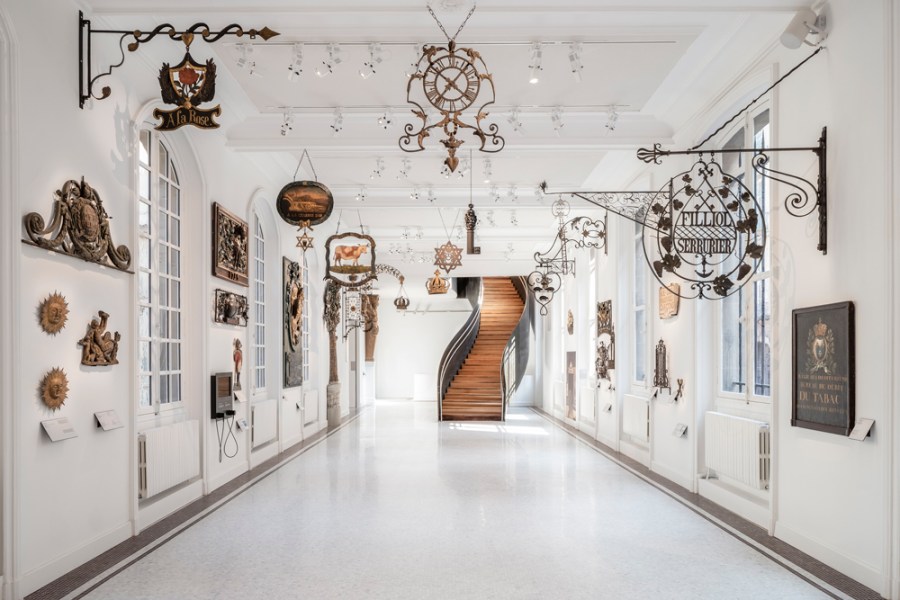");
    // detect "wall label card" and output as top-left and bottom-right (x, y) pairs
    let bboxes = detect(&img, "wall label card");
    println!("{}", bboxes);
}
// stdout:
(848, 418), (874, 441)
(41, 417), (78, 442)
(94, 410), (123, 431)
